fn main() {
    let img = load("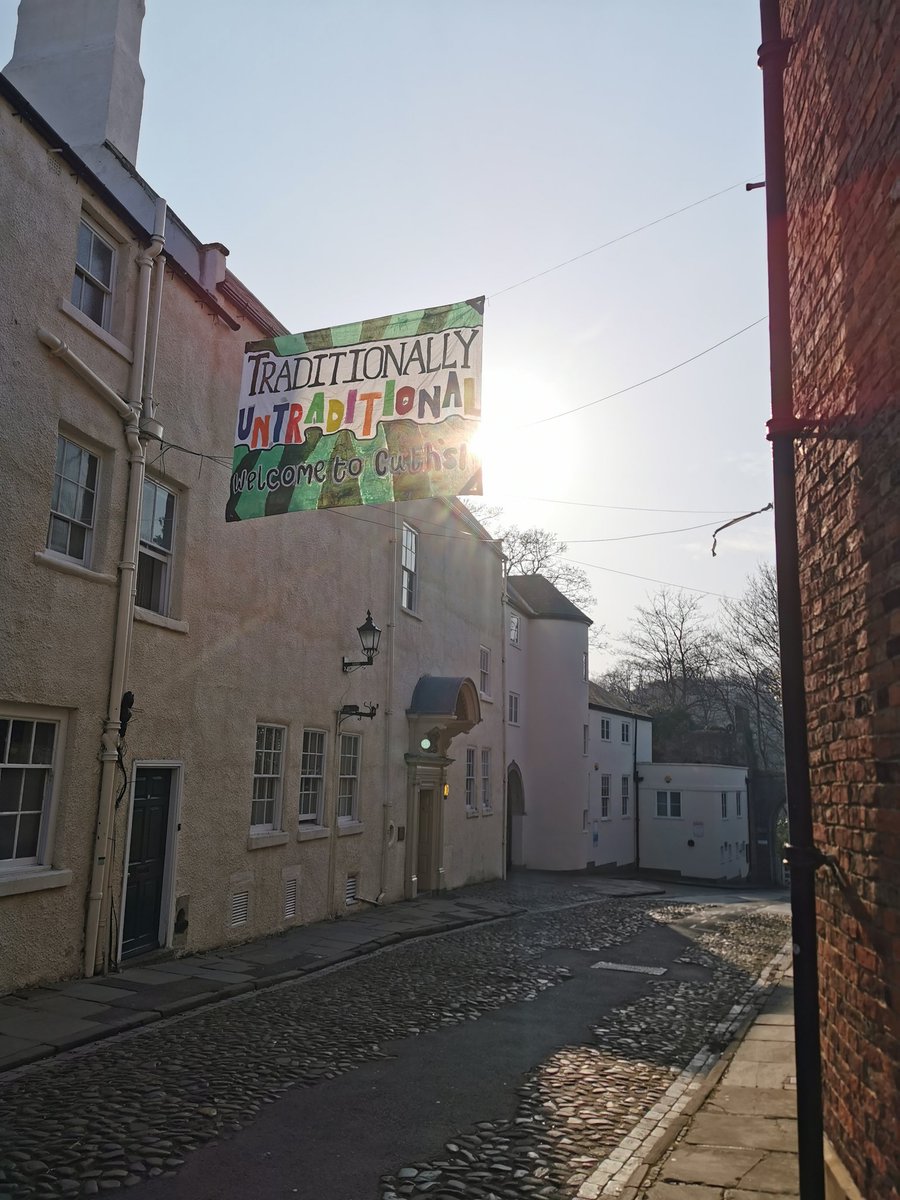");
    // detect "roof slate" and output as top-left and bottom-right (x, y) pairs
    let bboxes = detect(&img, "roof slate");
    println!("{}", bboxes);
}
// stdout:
(506, 575), (592, 624)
